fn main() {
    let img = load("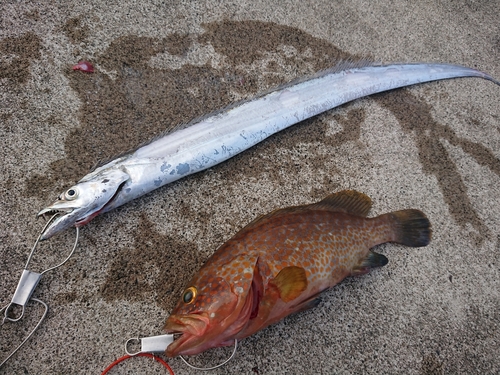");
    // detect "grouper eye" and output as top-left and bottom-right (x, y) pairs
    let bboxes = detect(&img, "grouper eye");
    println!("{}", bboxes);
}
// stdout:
(64, 187), (79, 201)
(182, 286), (197, 304)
